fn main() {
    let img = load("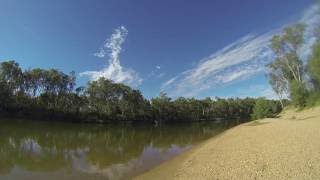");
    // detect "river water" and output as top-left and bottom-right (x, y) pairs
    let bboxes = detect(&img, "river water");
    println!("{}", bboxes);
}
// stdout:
(0, 119), (233, 180)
